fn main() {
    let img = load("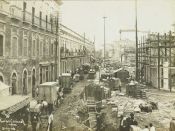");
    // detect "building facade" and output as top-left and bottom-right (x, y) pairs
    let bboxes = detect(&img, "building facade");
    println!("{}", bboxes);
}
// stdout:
(138, 32), (175, 91)
(0, 0), (94, 97)
(112, 39), (136, 66)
